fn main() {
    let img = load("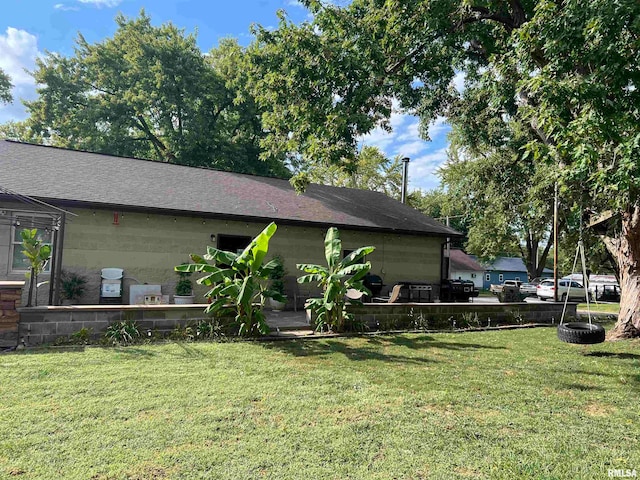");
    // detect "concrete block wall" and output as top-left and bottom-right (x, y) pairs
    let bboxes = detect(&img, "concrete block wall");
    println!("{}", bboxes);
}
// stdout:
(348, 301), (577, 331)
(18, 305), (216, 346)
